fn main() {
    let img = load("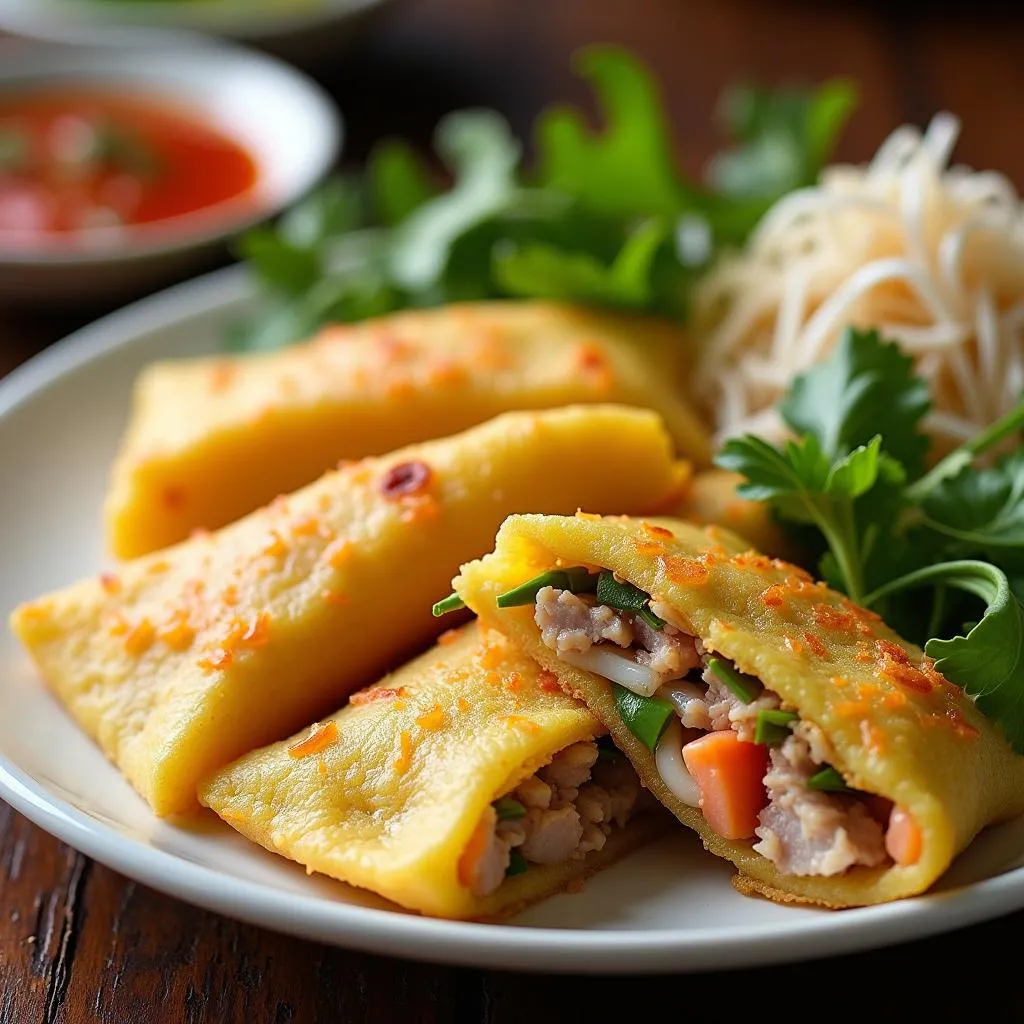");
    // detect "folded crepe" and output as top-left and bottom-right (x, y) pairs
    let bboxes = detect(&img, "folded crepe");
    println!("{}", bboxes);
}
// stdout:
(200, 624), (669, 920)
(10, 406), (686, 816)
(450, 513), (1024, 907)
(106, 300), (709, 558)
